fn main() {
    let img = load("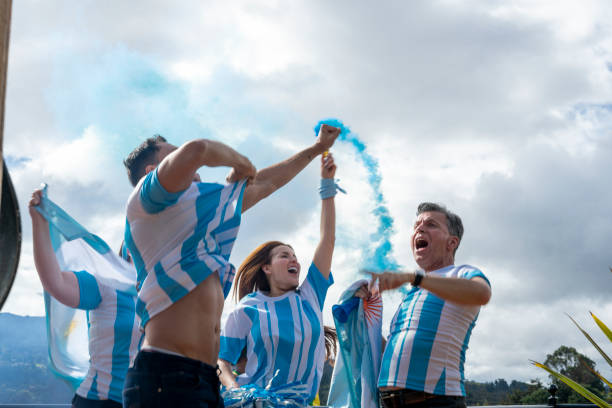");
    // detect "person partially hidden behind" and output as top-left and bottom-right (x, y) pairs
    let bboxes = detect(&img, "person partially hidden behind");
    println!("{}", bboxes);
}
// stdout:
(121, 126), (339, 407)
(29, 189), (141, 408)
(369, 203), (491, 408)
